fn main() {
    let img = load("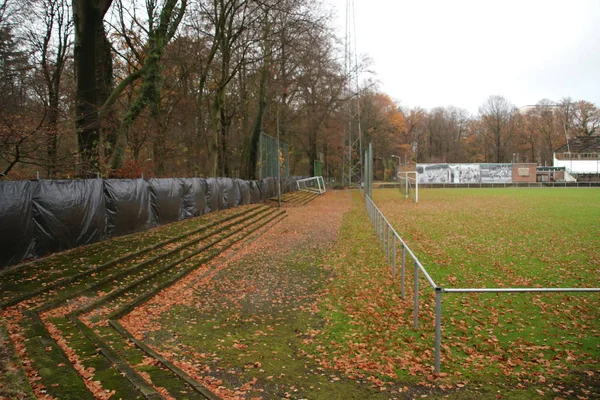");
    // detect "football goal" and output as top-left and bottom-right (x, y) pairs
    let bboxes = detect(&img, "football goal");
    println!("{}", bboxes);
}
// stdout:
(398, 171), (419, 203)
(296, 176), (326, 194)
